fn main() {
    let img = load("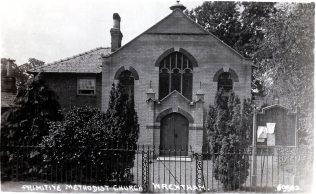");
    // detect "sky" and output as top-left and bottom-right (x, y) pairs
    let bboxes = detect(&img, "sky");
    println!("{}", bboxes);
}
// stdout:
(0, 0), (312, 65)
(0, 0), (204, 65)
